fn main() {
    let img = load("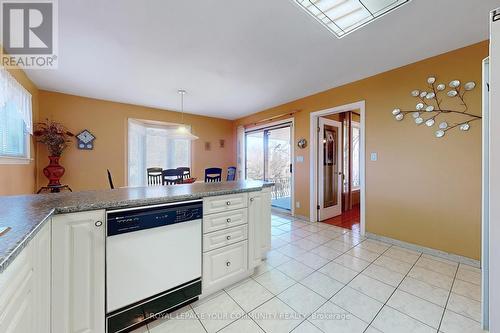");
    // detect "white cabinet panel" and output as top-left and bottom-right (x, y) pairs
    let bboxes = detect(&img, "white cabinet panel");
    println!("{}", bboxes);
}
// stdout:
(0, 222), (50, 333)
(203, 224), (247, 252)
(52, 210), (105, 333)
(248, 189), (272, 268)
(203, 193), (248, 215)
(0, 249), (34, 333)
(203, 241), (248, 290)
(33, 223), (51, 333)
(260, 188), (272, 255)
(203, 208), (248, 233)
(248, 192), (263, 269)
